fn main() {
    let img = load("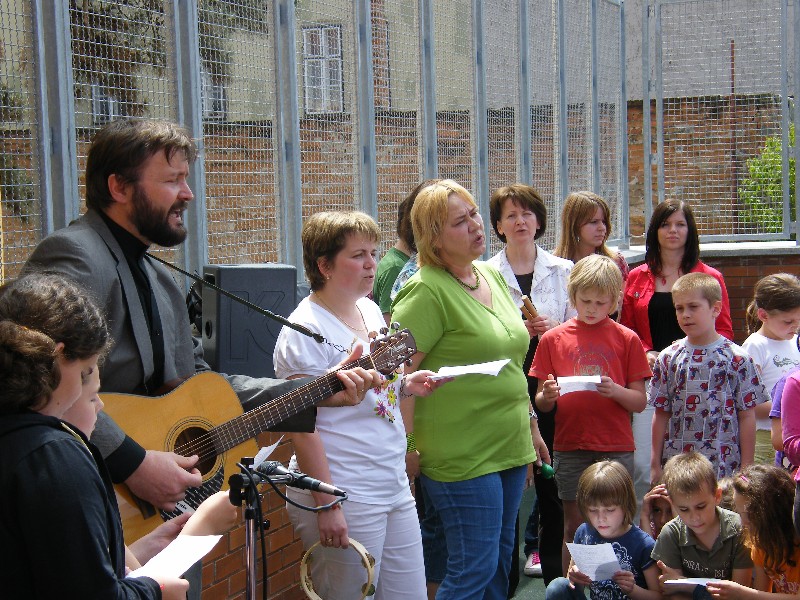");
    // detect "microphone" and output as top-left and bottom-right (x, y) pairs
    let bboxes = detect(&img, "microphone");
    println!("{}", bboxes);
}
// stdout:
(255, 461), (347, 497)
